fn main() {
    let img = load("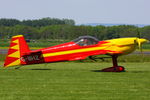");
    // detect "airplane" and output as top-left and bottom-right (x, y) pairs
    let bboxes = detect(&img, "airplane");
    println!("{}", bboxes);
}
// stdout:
(4, 35), (148, 72)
